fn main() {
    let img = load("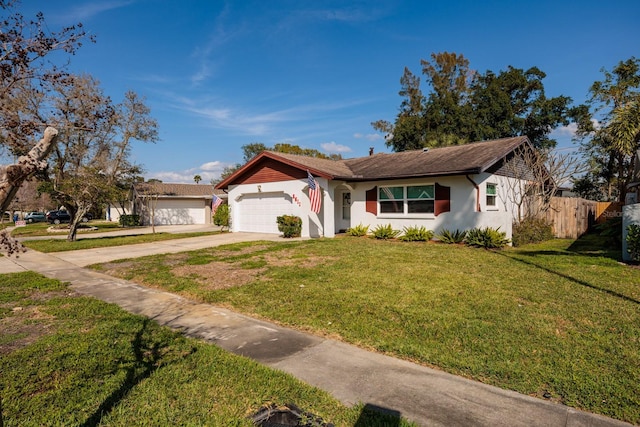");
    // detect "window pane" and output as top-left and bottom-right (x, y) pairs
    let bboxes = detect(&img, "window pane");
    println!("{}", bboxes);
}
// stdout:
(486, 184), (497, 195)
(487, 195), (496, 207)
(408, 200), (434, 213)
(407, 185), (434, 199)
(379, 187), (403, 200)
(380, 201), (403, 213)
